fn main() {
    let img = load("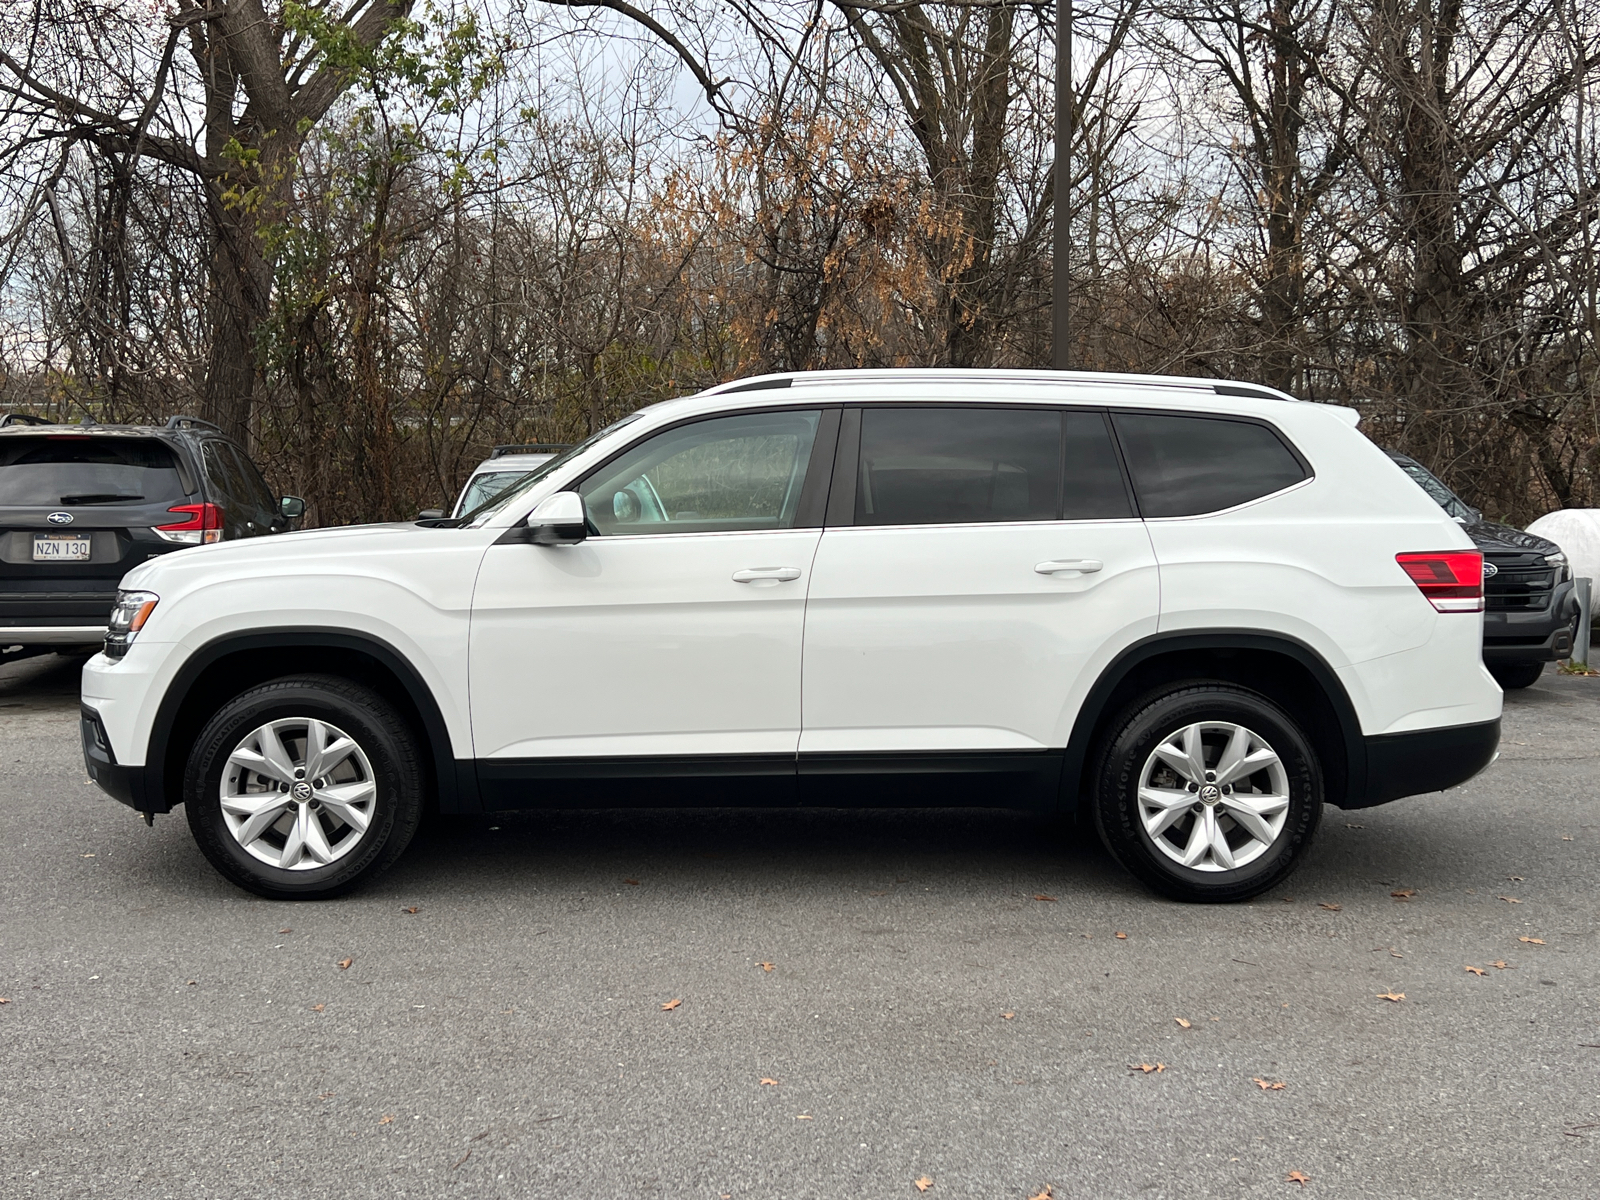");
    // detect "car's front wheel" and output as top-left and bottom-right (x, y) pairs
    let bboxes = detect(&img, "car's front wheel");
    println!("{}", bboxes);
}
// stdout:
(184, 675), (425, 899)
(1092, 683), (1322, 903)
